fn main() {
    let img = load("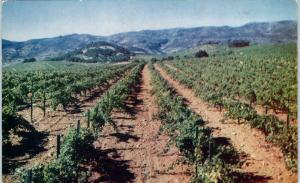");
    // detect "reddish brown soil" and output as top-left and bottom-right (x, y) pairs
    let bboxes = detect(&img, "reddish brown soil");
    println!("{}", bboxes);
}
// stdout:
(3, 77), (124, 183)
(155, 64), (297, 183)
(91, 65), (191, 182)
(165, 63), (297, 126)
